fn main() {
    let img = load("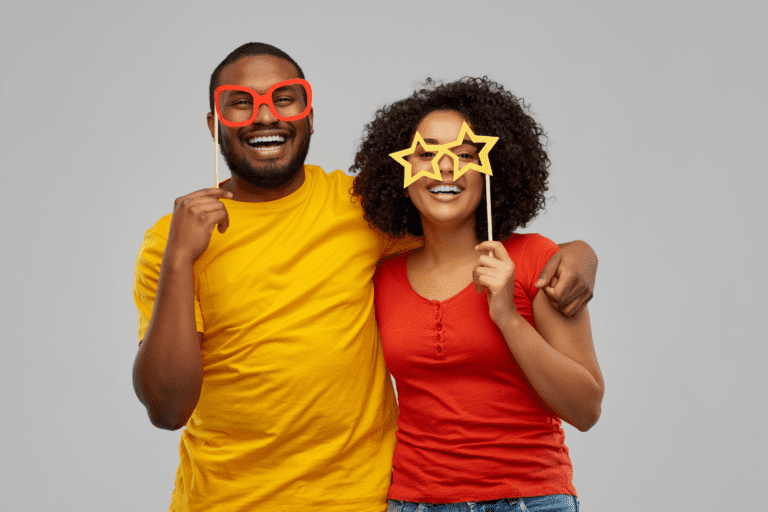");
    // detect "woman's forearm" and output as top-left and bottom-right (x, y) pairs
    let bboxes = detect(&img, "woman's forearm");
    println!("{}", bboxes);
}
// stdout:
(497, 314), (603, 431)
